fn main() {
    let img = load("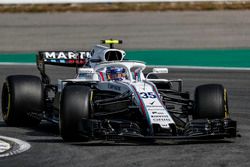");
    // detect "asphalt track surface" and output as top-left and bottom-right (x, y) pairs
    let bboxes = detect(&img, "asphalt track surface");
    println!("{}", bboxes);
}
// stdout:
(0, 65), (249, 166)
(0, 11), (250, 52)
